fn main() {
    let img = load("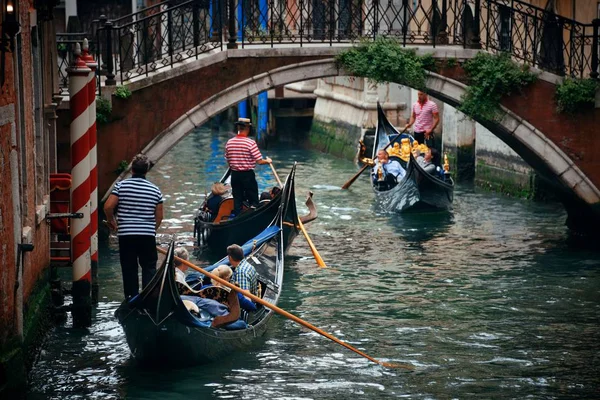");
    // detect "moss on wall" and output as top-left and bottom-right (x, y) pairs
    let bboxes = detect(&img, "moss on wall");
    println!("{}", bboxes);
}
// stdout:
(475, 159), (534, 198)
(0, 272), (51, 396)
(308, 119), (361, 161)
